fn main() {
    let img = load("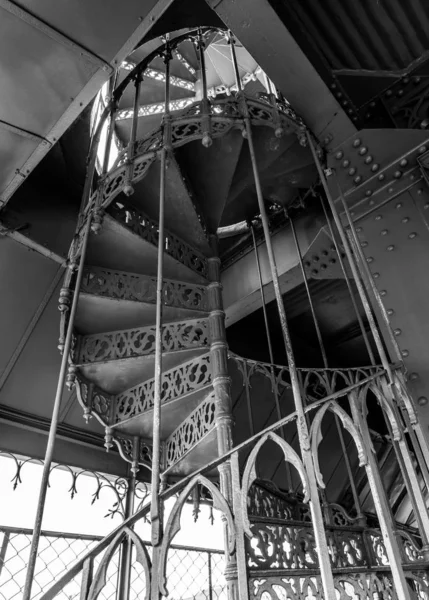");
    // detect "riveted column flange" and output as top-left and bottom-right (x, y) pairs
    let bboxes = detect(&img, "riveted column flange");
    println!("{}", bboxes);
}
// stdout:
(352, 187), (429, 430)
